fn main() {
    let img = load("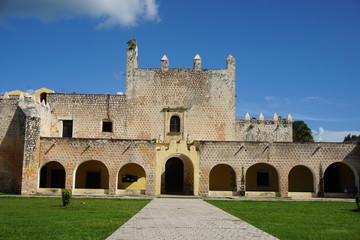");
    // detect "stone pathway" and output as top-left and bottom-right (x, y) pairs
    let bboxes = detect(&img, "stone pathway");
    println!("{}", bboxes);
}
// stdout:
(106, 198), (278, 240)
